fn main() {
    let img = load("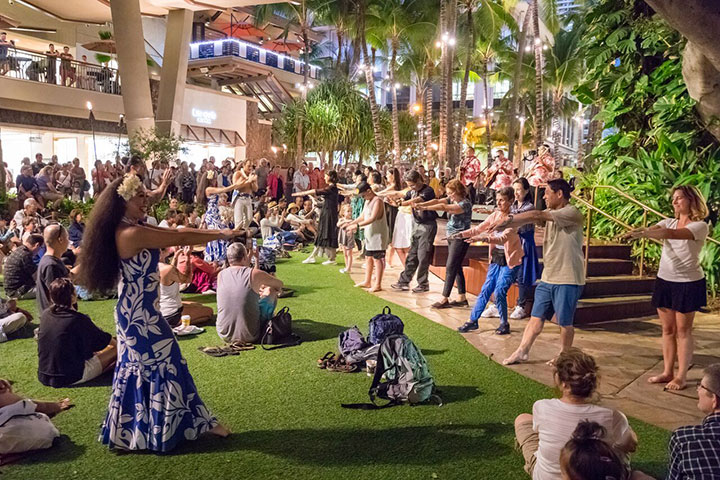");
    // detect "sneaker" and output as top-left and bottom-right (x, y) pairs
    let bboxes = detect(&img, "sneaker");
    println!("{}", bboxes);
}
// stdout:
(302, 257), (316, 264)
(339, 268), (348, 273)
(322, 260), (337, 265)
(495, 324), (511, 335)
(203, 289), (216, 295)
(457, 321), (479, 333)
(412, 285), (430, 293)
(510, 306), (528, 320)
(391, 283), (410, 291)
(480, 304), (499, 318)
